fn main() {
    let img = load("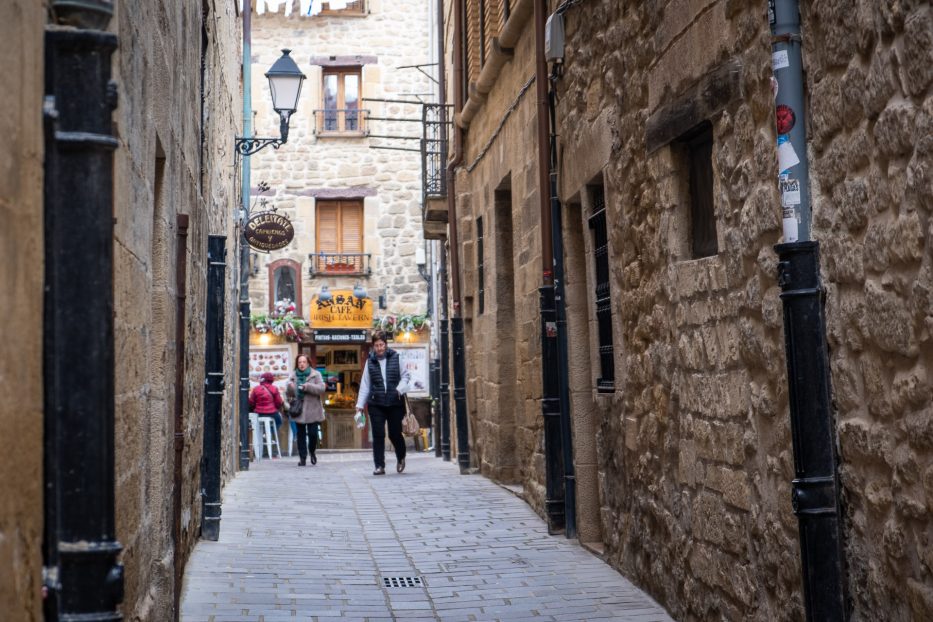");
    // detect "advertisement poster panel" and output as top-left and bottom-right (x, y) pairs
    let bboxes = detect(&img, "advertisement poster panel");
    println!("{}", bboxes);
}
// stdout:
(248, 347), (292, 394)
(394, 345), (429, 397)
